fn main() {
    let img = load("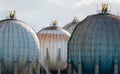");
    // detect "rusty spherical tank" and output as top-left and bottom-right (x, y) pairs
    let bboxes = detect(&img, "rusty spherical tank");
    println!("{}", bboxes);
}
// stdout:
(0, 19), (40, 74)
(37, 22), (70, 71)
(68, 13), (120, 74)
(63, 17), (79, 34)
